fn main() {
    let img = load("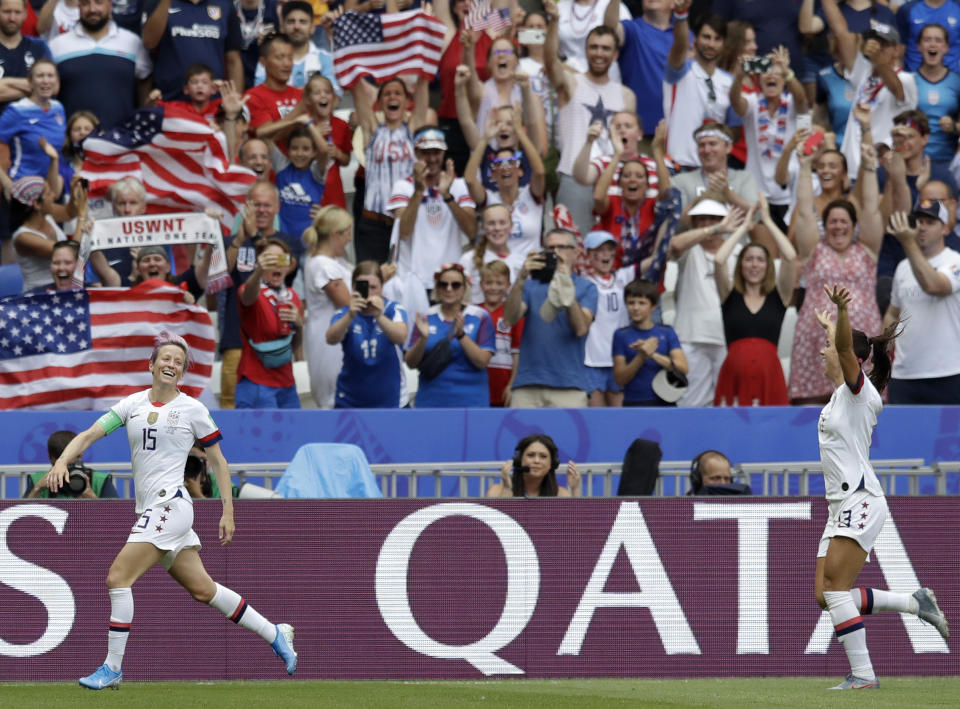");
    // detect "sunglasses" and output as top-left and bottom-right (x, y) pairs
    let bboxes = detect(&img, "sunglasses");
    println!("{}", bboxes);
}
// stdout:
(493, 158), (520, 169)
(492, 49), (515, 56)
(438, 280), (464, 290)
